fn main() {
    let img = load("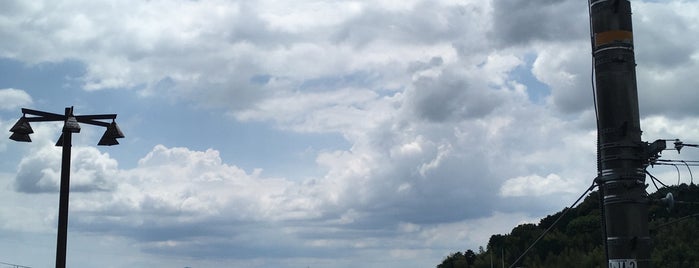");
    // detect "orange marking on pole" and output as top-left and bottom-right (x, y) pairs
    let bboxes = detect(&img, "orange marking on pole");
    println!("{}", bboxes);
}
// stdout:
(595, 30), (633, 47)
